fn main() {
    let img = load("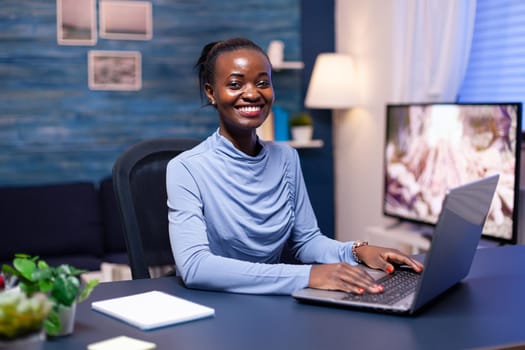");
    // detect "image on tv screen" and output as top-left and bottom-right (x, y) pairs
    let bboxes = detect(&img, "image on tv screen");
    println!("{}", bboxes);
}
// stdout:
(384, 103), (521, 242)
